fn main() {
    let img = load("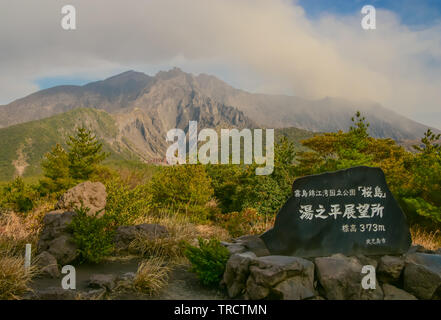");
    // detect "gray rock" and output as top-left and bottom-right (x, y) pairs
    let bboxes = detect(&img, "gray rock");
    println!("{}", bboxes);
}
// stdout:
(56, 181), (107, 216)
(271, 276), (315, 300)
(403, 253), (441, 299)
(383, 284), (417, 300)
(78, 288), (106, 300)
(239, 235), (270, 257)
(226, 244), (247, 255)
(315, 254), (383, 300)
(246, 255), (315, 300)
(88, 274), (117, 291)
(29, 287), (77, 300)
(378, 255), (405, 283)
(246, 275), (270, 300)
(46, 234), (79, 265)
(35, 251), (60, 278)
(223, 252), (257, 298)
(37, 211), (76, 252)
(114, 223), (168, 251)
